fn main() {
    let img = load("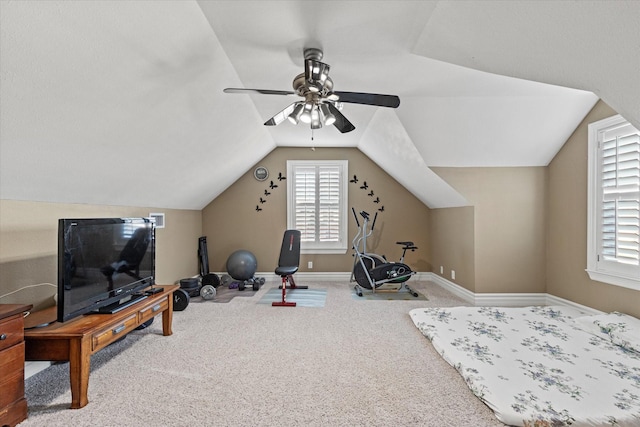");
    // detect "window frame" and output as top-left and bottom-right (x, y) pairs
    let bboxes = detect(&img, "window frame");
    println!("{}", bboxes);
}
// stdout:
(586, 114), (640, 291)
(286, 159), (349, 254)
